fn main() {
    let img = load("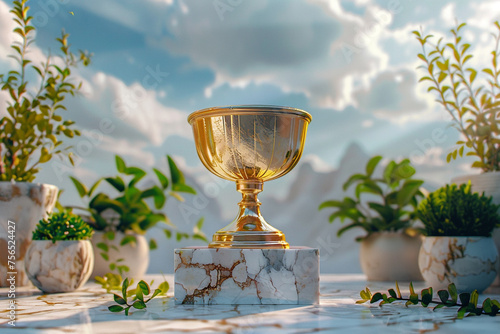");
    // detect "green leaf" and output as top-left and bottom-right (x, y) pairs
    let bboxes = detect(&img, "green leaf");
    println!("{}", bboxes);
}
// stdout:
(149, 238), (157, 250)
(459, 292), (470, 306)
(113, 294), (127, 305)
(168, 155), (184, 185)
(138, 280), (150, 295)
(365, 156), (382, 176)
(132, 300), (146, 309)
(370, 292), (383, 303)
(120, 235), (137, 246)
(153, 168), (169, 189)
(70, 176), (88, 197)
(448, 283), (458, 303)
(342, 173), (365, 191)
(396, 180), (424, 207)
(108, 305), (124, 312)
(388, 289), (397, 299)
(172, 183), (196, 194)
(437, 290), (449, 303)
(115, 155), (126, 173)
(105, 177), (125, 192)
(96, 242), (109, 252)
(421, 287), (433, 307)
(158, 281), (169, 295)
(122, 278), (129, 300)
